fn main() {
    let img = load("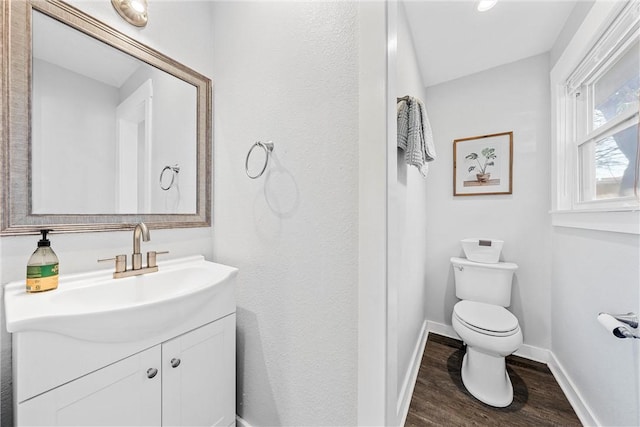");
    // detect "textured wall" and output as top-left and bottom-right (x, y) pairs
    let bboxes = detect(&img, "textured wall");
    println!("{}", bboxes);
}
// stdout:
(210, 2), (359, 425)
(424, 54), (552, 350)
(0, 2), (216, 425)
